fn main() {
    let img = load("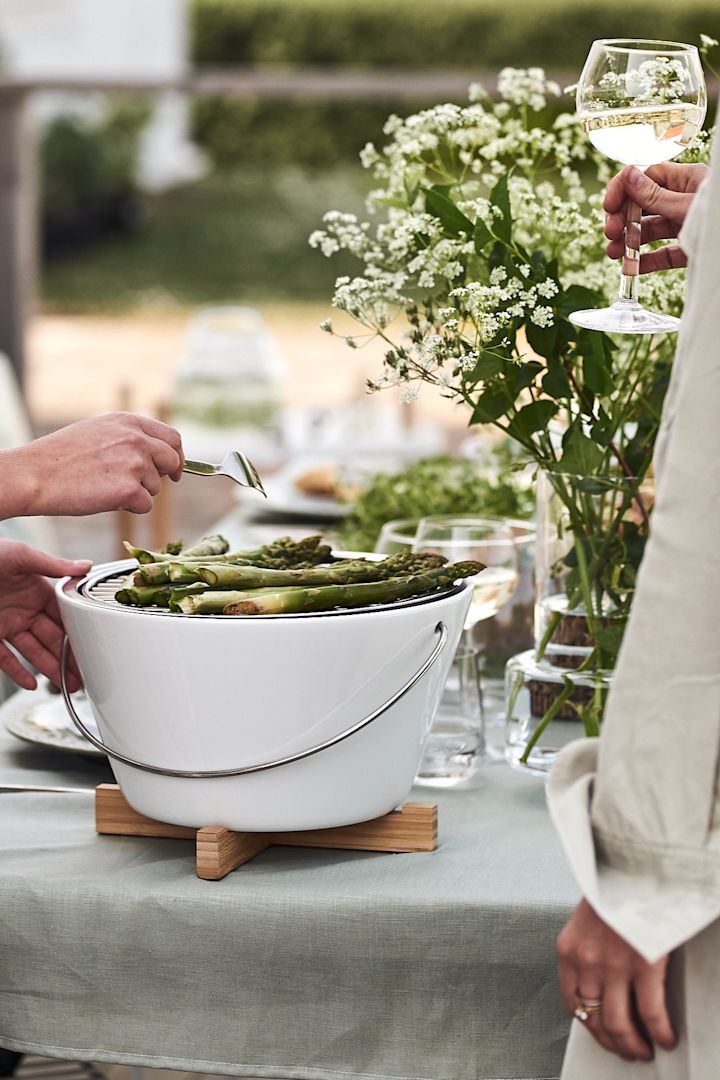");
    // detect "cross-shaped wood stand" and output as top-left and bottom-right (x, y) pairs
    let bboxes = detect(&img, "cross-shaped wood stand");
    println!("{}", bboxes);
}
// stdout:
(95, 784), (438, 880)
